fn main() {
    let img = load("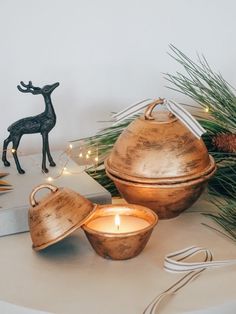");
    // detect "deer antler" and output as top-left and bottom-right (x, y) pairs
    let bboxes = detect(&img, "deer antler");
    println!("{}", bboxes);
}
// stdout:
(17, 81), (40, 93)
